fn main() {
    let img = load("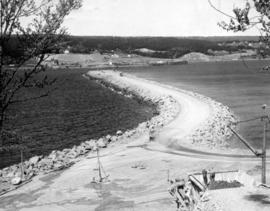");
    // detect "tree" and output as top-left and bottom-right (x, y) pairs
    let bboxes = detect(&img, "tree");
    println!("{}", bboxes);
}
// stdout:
(209, 0), (270, 184)
(0, 0), (82, 142)
(209, 0), (270, 57)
